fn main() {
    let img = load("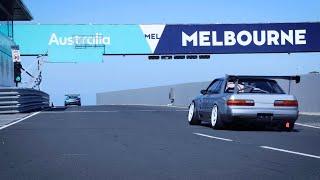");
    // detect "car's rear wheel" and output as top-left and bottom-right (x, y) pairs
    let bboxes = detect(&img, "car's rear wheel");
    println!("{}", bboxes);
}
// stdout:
(188, 102), (201, 125)
(211, 105), (224, 129)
